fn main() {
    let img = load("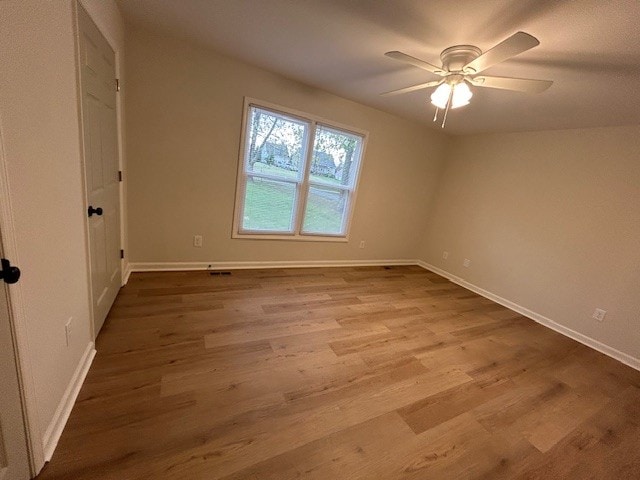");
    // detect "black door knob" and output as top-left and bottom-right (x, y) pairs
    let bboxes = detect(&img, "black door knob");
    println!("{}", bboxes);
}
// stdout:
(88, 206), (103, 217)
(0, 258), (20, 284)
